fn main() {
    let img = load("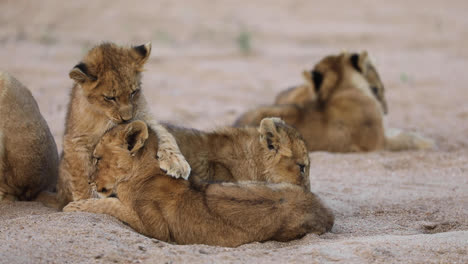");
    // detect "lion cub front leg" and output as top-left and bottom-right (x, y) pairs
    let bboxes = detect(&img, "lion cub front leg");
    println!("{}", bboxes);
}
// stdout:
(63, 198), (145, 233)
(153, 123), (191, 180)
(136, 109), (190, 180)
